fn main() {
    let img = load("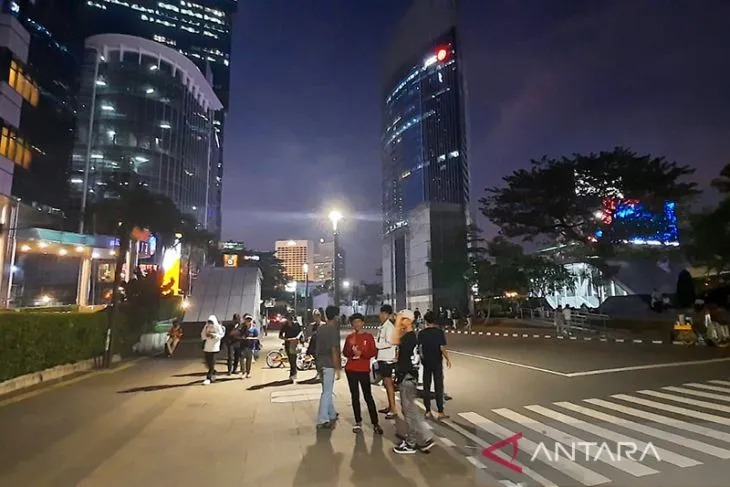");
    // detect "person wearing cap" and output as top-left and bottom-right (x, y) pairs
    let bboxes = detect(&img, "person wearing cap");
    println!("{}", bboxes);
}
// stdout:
(240, 314), (259, 378)
(392, 309), (434, 454)
(375, 304), (397, 419)
(342, 313), (383, 434)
